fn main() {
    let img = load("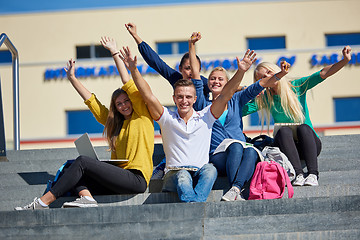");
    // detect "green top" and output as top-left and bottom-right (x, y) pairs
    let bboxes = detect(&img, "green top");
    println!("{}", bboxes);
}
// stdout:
(243, 70), (325, 135)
